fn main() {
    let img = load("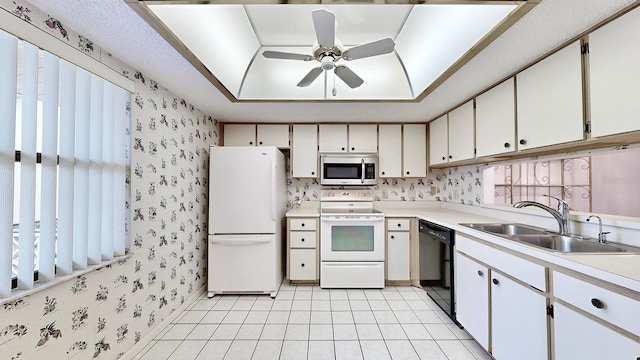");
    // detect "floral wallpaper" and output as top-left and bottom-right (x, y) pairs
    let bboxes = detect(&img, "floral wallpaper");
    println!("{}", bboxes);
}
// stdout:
(288, 164), (485, 207)
(0, 2), (219, 359)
